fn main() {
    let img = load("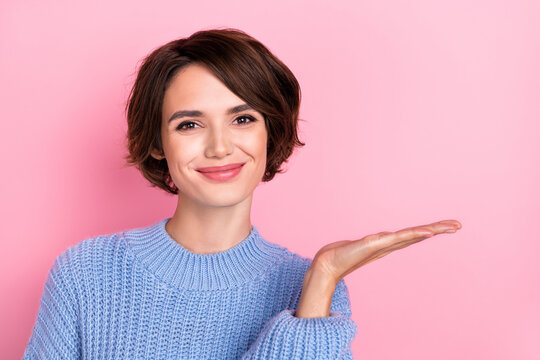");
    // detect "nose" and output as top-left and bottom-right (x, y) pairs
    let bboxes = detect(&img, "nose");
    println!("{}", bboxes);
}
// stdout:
(204, 126), (233, 158)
